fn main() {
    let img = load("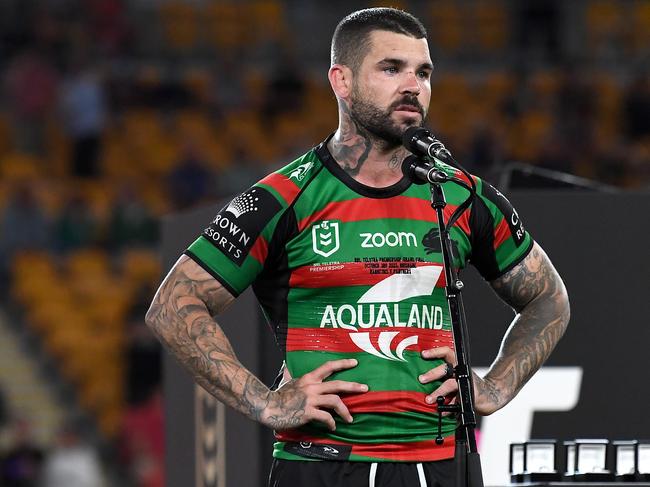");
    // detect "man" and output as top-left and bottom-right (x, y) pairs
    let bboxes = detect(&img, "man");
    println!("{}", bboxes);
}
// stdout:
(146, 8), (570, 487)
